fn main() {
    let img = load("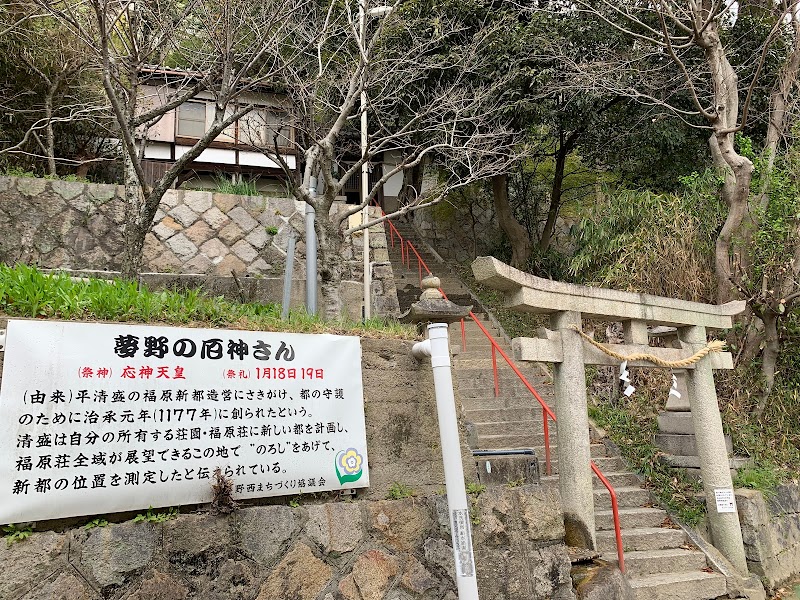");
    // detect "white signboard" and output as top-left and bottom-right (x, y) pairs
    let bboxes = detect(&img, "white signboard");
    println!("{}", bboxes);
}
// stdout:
(714, 488), (737, 513)
(0, 320), (369, 523)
